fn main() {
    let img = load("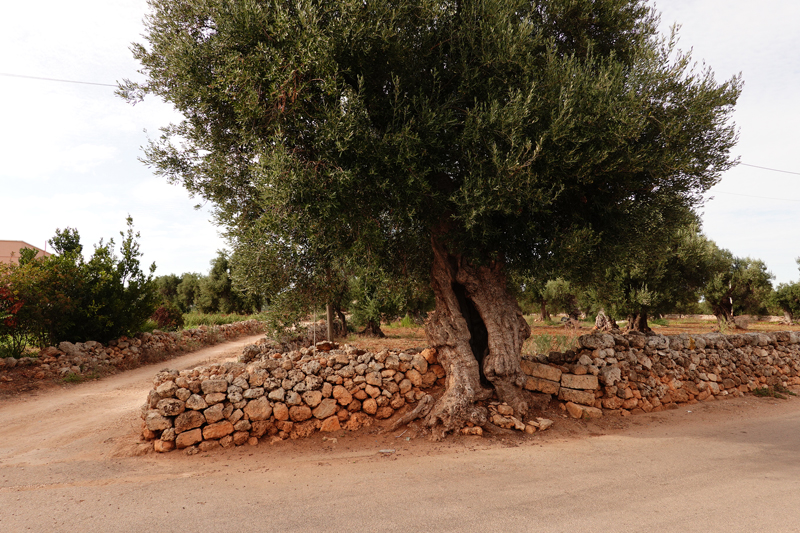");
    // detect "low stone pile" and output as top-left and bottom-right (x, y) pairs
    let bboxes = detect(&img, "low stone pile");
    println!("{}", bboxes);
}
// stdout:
(141, 342), (446, 453)
(522, 330), (800, 419)
(0, 320), (265, 381)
